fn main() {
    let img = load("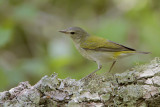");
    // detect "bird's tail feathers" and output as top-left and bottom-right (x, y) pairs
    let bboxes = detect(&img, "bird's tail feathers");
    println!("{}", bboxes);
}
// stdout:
(136, 51), (151, 54)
